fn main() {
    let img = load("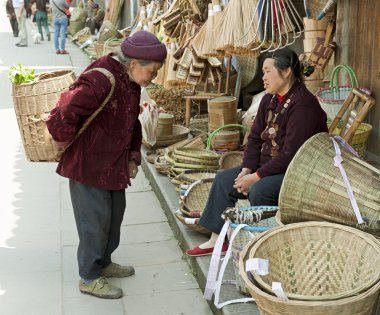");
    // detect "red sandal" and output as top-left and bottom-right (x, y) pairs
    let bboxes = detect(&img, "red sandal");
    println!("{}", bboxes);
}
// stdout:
(186, 242), (228, 257)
